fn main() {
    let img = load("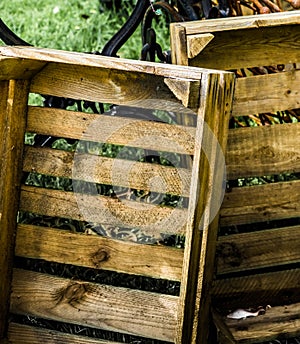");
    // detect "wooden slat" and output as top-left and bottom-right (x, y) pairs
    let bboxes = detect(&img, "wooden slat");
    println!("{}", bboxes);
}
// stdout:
(226, 122), (300, 179)
(220, 180), (300, 226)
(212, 269), (300, 310)
(232, 70), (300, 116)
(26, 106), (196, 155)
(10, 269), (178, 342)
(30, 62), (194, 112)
(8, 323), (121, 344)
(0, 45), (221, 79)
(15, 224), (183, 281)
(23, 146), (192, 197)
(170, 12), (300, 69)
(0, 57), (46, 80)
(19, 185), (188, 236)
(180, 11), (300, 34)
(0, 80), (30, 338)
(216, 226), (300, 275)
(188, 25), (300, 70)
(225, 302), (300, 343)
(176, 71), (235, 343)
